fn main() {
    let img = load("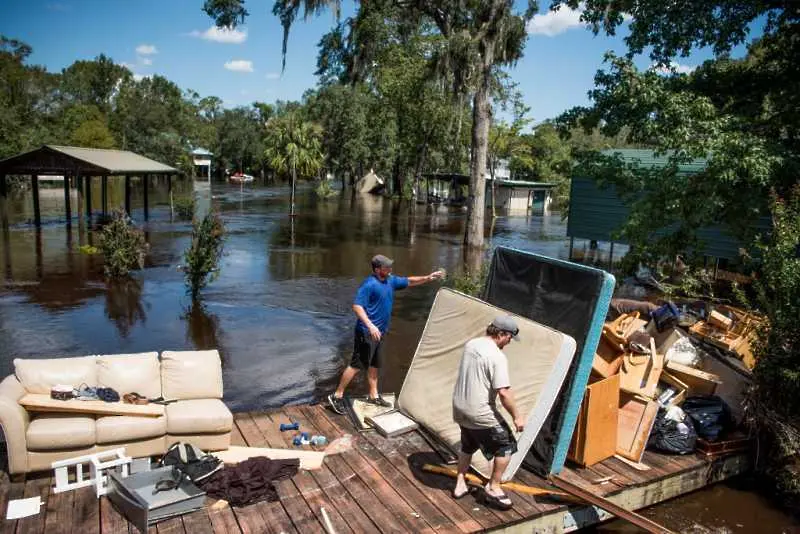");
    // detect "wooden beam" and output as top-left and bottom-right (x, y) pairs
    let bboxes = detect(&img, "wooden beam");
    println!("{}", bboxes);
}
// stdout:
(124, 175), (131, 216)
(63, 174), (72, 225)
(31, 174), (40, 227)
(549, 474), (675, 534)
(143, 174), (149, 220)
